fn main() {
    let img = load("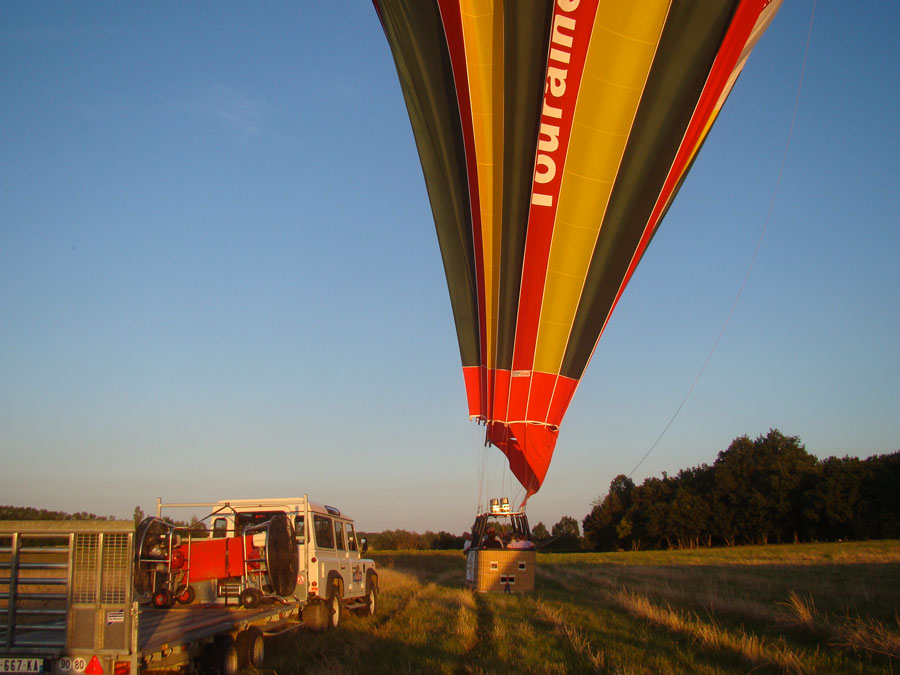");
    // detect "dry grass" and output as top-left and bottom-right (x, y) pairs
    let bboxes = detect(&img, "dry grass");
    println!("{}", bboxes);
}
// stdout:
(614, 589), (807, 674)
(533, 600), (608, 671)
(833, 615), (900, 659)
(260, 541), (900, 674)
(778, 590), (820, 633)
(775, 588), (900, 661)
